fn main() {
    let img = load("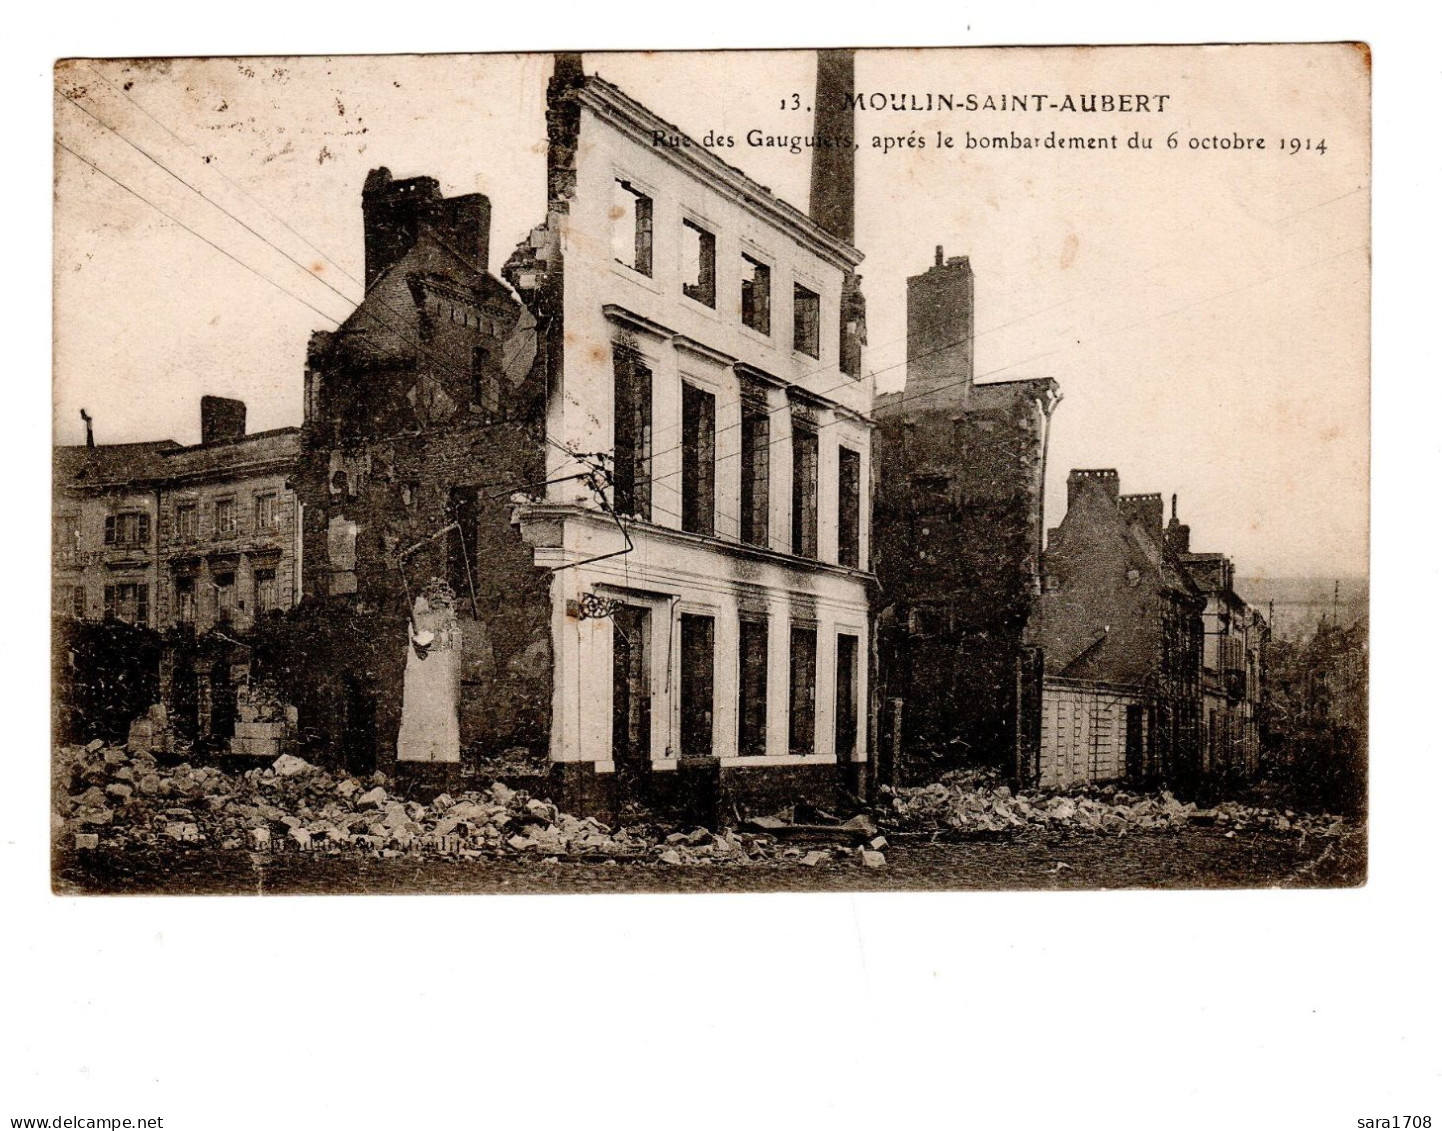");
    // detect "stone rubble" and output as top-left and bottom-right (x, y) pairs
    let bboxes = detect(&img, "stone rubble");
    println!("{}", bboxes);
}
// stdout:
(51, 744), (884, 869)
(883, 769), (1347, 839)
(54, 746), (1345, 869)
